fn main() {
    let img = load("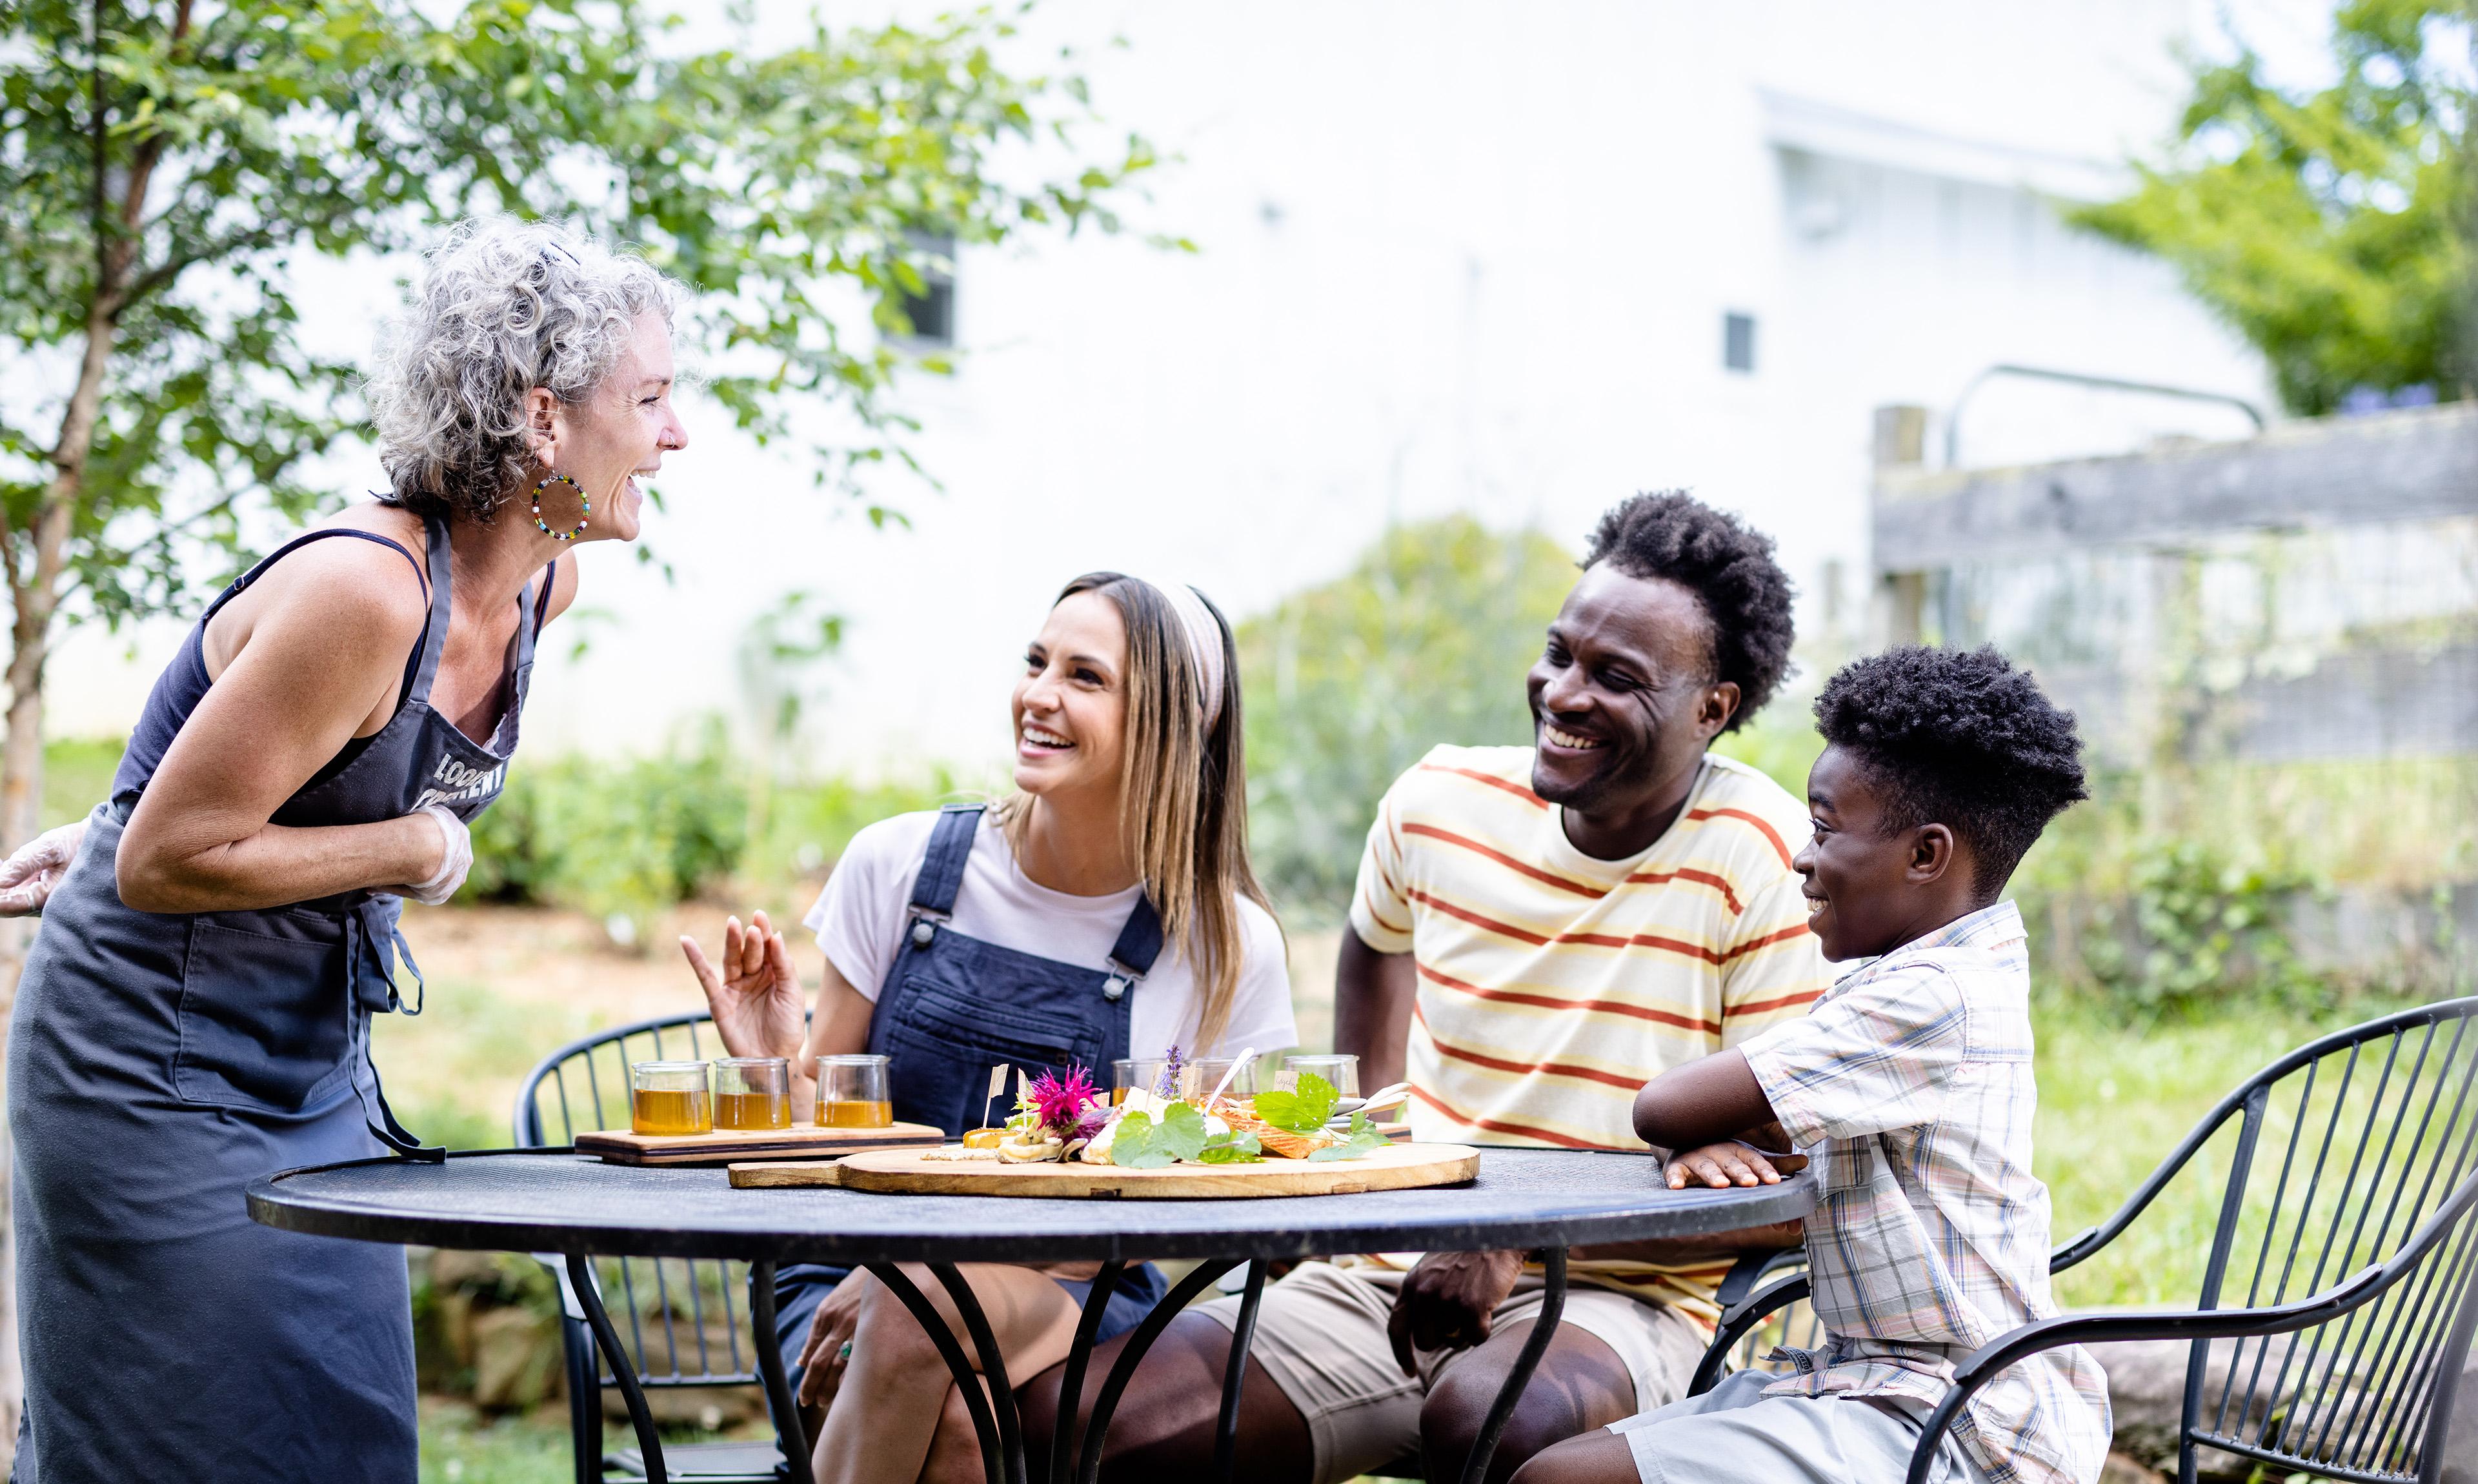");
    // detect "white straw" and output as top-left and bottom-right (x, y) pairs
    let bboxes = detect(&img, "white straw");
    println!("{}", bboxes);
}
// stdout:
(1204, 1048), (1255, 1106)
